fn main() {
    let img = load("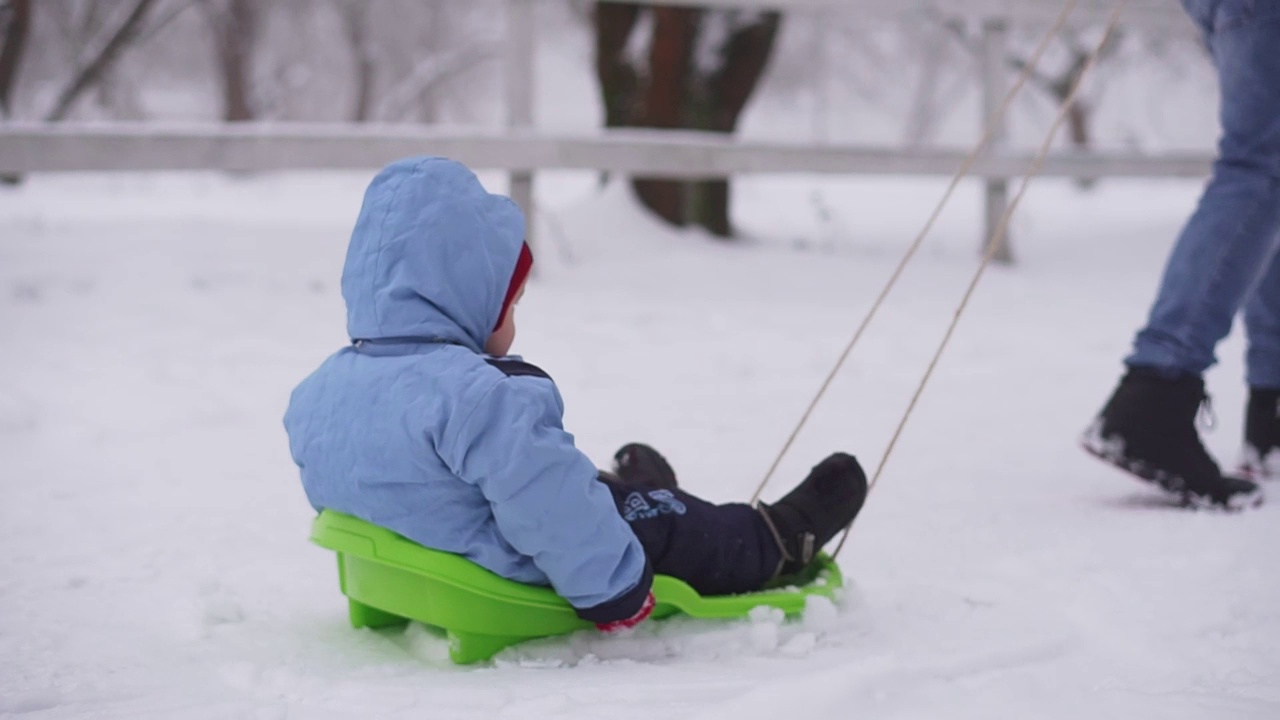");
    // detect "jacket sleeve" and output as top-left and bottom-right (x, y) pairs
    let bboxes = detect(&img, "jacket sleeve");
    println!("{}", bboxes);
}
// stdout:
(440, 374), (653, 623)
